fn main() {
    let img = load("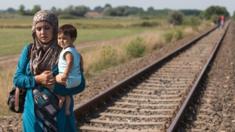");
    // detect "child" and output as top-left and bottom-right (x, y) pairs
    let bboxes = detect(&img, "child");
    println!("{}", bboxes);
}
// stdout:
(56, 24), (83, 115)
